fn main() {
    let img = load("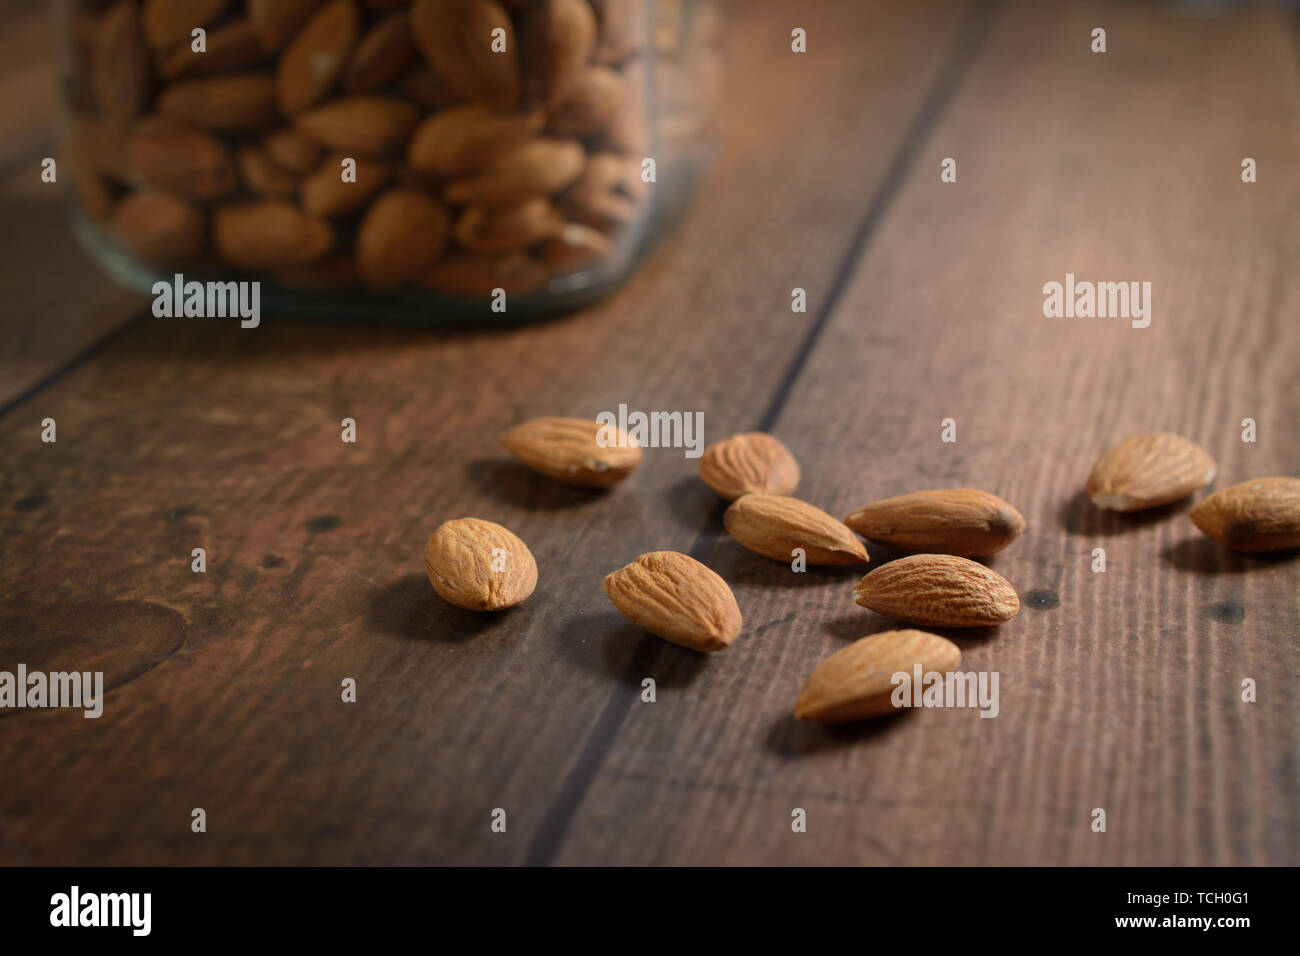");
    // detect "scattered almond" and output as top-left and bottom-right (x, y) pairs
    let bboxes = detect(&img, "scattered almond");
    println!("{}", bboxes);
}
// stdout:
(844, 488), (1026, 558)
(519, 0), (597, 106)
(723, 494), (868, 565)
(344, 10), (419, 92)
(425, 517), (538, 611)
(603, 551), (741, 652)
(698, 432), (800, 500)
(301, 152), (392, 216)
(158, 74), (278, 132)
(444, 138), (586, 206)
(500, 416), (641, 487)
(795, 630), (962, 722)
(276, 0), (361, 113)
(407, 106), (543, 178)
(853, 554), (1019, 627)
(1086, 431), (1216, 512)
(1190, 477), (1300, 552)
